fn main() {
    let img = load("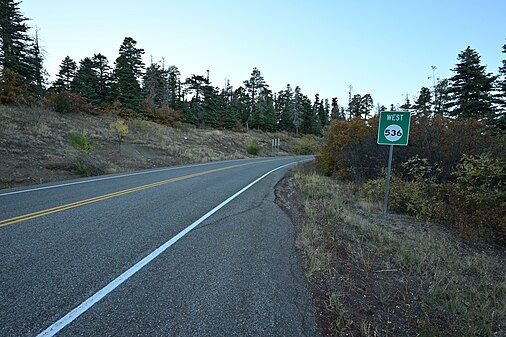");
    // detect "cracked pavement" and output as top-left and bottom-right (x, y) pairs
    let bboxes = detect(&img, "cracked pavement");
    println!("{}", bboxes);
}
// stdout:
(1, 157), (319, 336)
